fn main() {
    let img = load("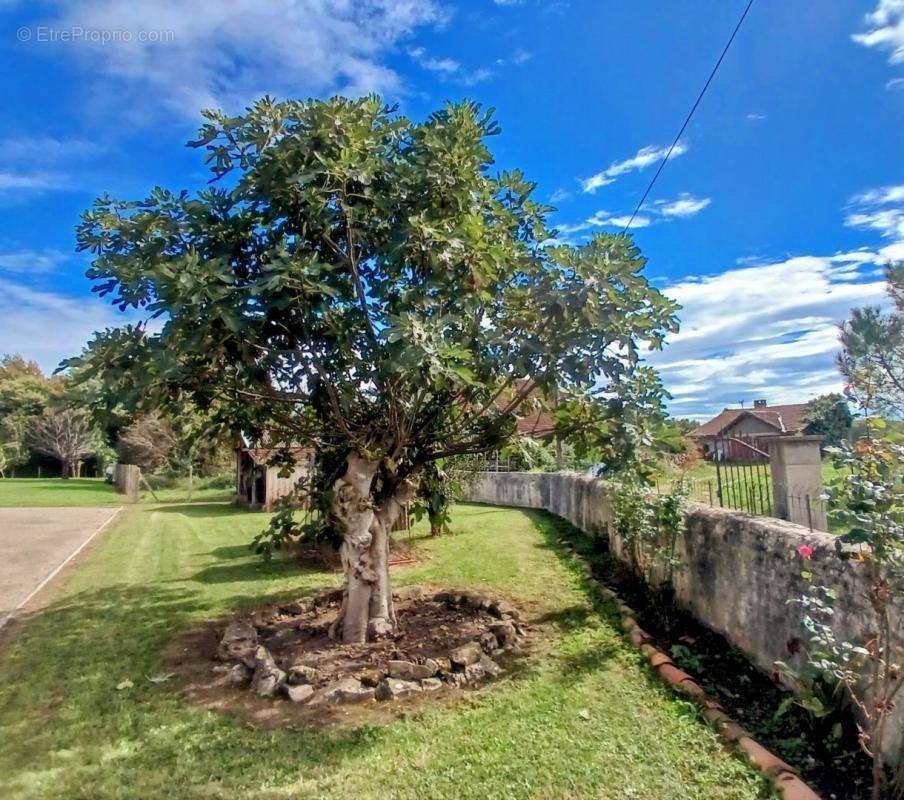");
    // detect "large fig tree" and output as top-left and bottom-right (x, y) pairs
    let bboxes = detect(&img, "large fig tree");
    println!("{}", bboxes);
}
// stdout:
(73, 96), (678, 643)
